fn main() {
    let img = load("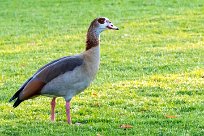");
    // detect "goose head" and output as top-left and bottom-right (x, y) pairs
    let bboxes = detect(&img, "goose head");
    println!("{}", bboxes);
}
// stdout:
(97, 17), (119, 31)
